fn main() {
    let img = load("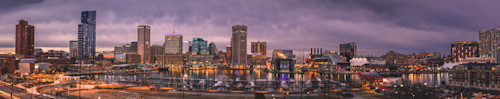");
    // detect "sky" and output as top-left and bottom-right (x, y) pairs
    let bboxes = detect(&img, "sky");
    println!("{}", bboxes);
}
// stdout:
(0, 0), (499, 57)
